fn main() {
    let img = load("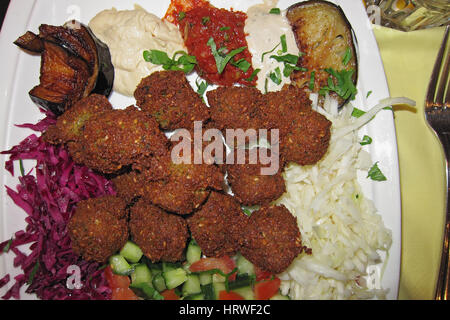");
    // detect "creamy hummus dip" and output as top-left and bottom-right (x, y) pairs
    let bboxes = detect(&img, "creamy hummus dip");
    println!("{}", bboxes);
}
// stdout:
(244, 0), (300, 92)
(89, 6), (187, 96)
